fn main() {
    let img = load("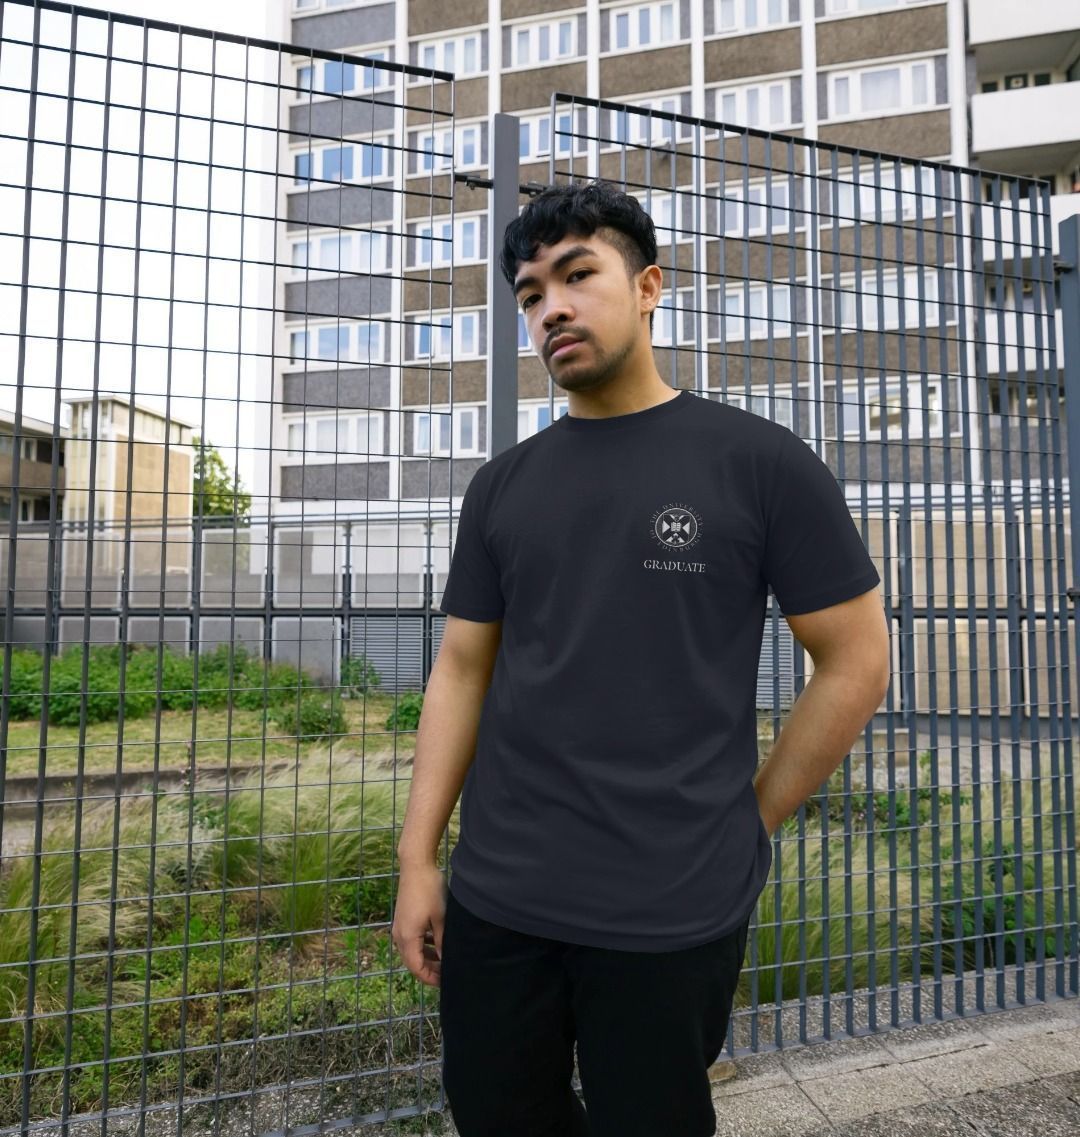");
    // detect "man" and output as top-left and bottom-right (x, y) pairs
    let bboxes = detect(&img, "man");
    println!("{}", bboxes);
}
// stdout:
(392, 180), (890, 1136)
